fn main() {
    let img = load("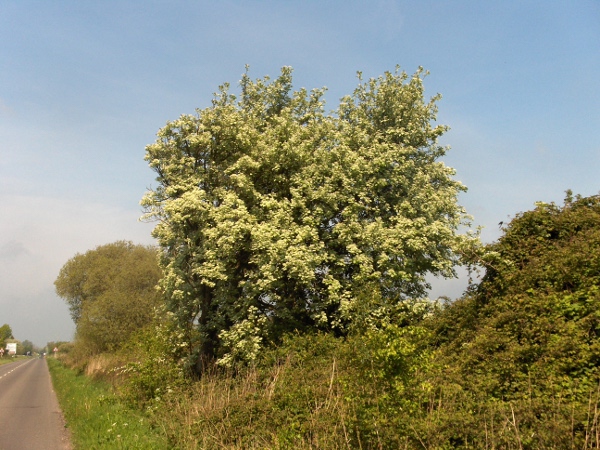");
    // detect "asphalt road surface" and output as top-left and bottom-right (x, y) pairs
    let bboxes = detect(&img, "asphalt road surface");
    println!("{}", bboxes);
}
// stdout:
(0, 358), (71, 450)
